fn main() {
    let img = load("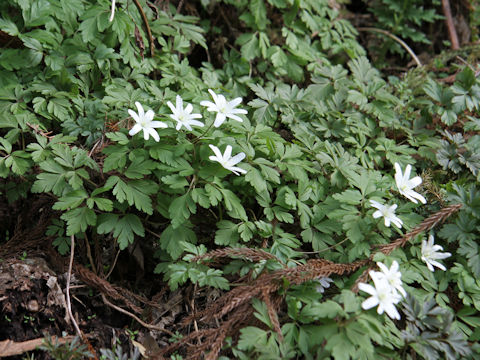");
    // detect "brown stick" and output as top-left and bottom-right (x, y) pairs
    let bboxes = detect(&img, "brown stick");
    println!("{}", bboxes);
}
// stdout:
(66, 235), (82, 337)
(442, 0), (459, 50)
(0, 336), (79, 357)
(133, 0), (155, 57)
